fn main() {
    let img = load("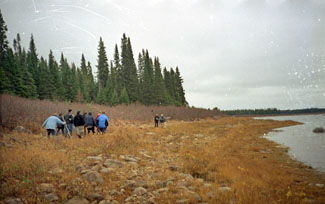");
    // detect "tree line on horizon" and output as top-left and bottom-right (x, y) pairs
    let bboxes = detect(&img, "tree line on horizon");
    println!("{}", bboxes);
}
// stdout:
(220, 108), (325, 116)
(0, 10), (187, 106)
